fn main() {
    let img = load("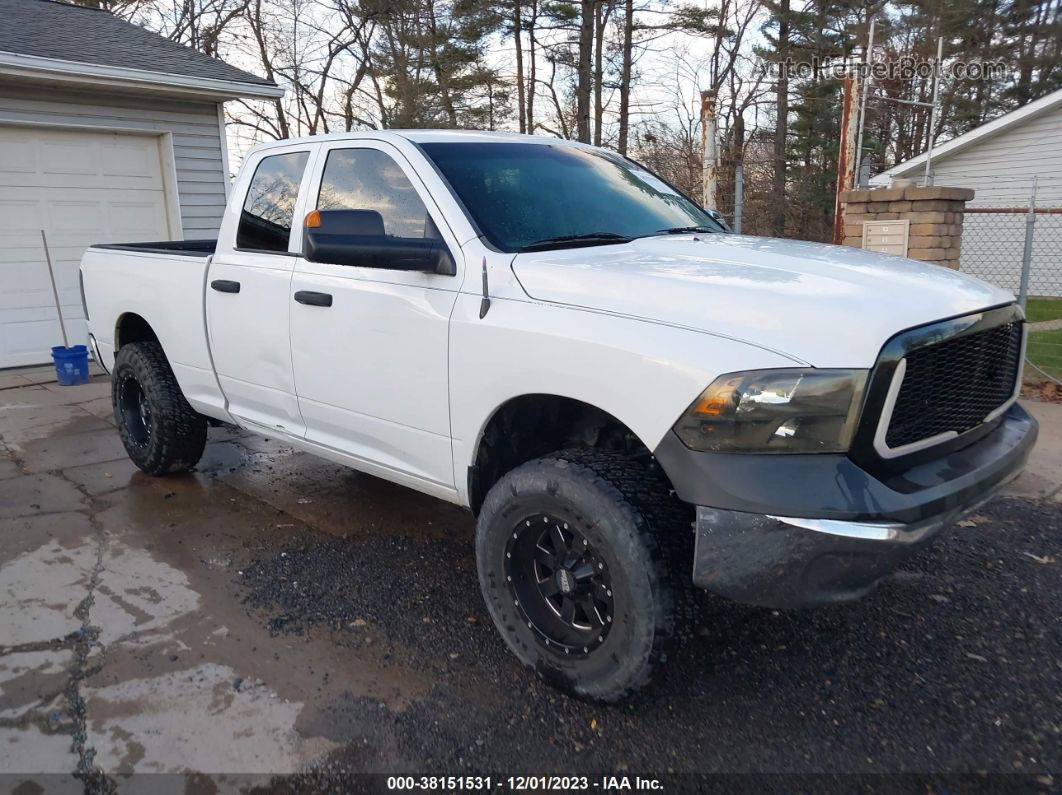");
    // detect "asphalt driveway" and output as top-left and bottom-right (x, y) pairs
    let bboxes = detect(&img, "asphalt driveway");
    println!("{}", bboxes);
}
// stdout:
(0, 366), (1059, 792)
